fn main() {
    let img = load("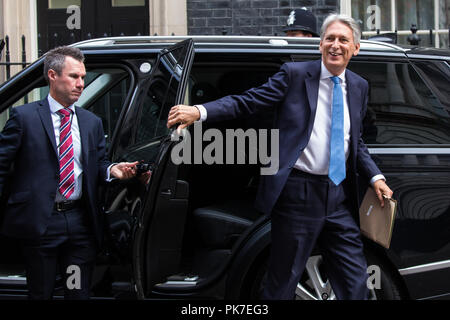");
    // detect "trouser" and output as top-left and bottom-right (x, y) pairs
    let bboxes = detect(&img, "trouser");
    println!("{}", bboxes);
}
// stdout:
(22, 206), (97, 300)
(262, 169), (369, 300)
